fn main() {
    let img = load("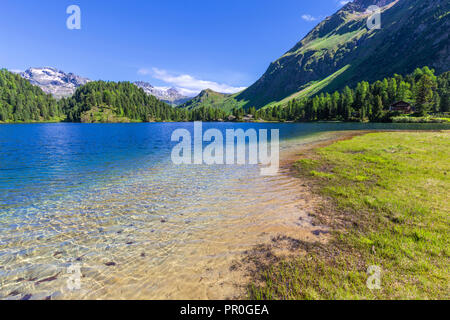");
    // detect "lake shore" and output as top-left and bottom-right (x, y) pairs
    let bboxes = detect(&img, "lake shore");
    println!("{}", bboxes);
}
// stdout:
(2, 117), (450, 125)
(1, 124), (448, 300)
(246, 130), (450, 299)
